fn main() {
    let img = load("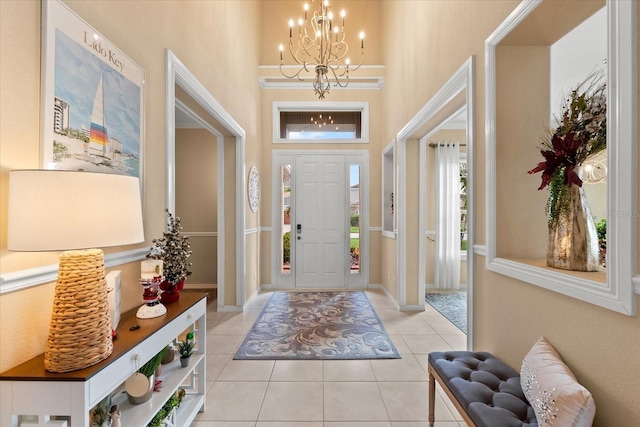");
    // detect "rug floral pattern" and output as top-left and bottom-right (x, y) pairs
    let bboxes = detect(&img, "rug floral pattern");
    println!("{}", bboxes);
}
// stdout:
(234, 291), (401, 360)
(425, 292), (467, 334)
